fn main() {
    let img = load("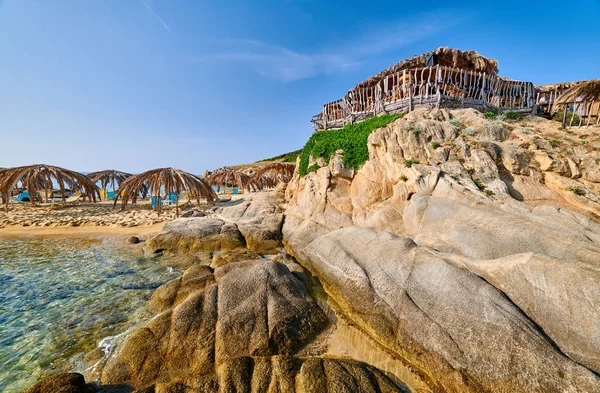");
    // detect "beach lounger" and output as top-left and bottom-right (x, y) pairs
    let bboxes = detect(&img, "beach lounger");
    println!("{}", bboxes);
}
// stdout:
(151, 196), (161, 209)
(65, 192), (82, 203)
(107, 191), (116, 200)
(225, 189), (233, 195)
